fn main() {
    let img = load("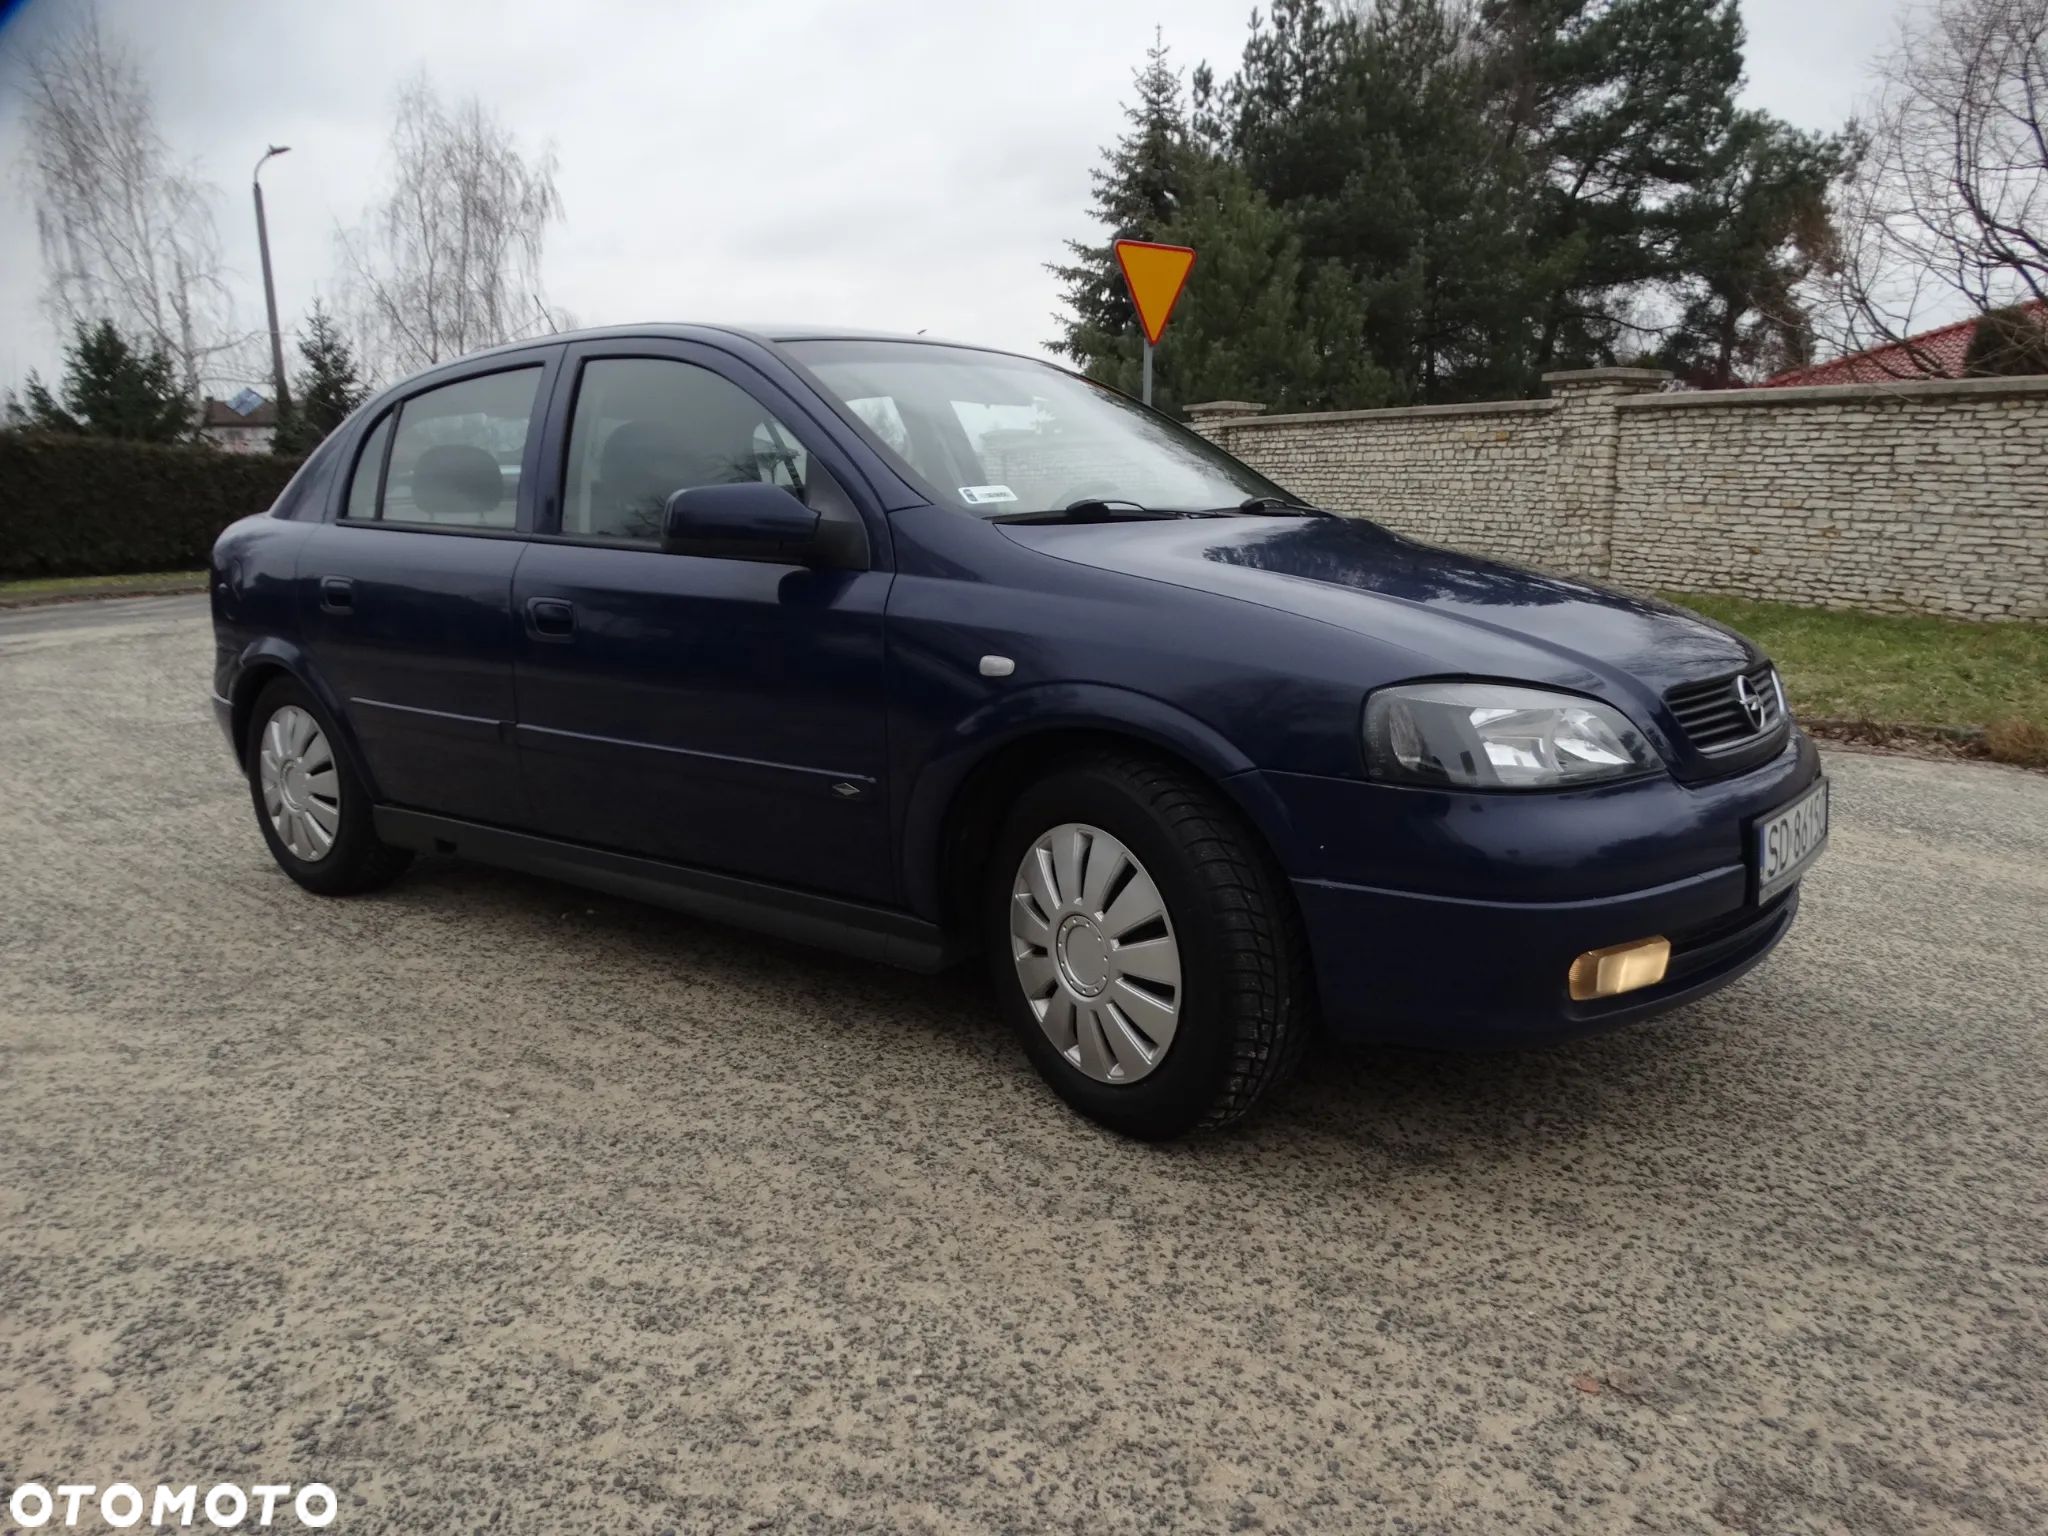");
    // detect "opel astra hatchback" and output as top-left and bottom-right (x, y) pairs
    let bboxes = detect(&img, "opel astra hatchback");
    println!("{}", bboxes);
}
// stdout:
(211, 325), (1828, 1139)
